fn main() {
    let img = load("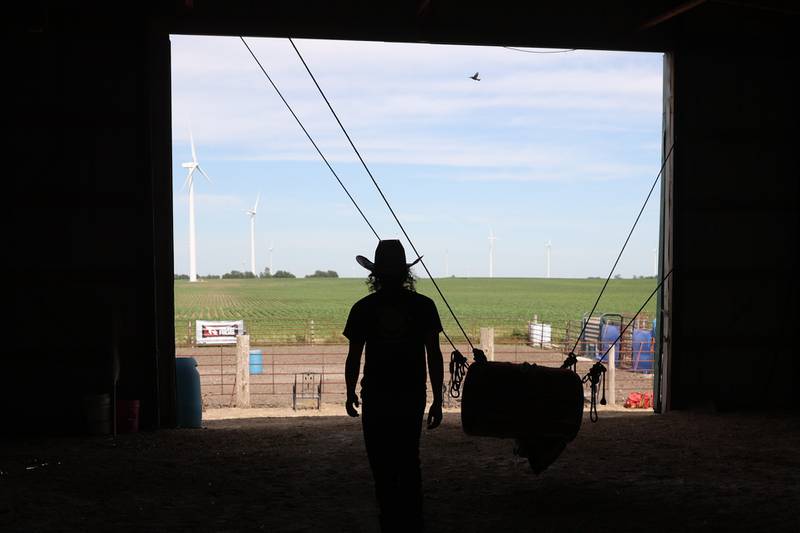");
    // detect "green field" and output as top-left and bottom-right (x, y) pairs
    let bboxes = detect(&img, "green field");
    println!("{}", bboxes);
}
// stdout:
(174, 277), (658, 346)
